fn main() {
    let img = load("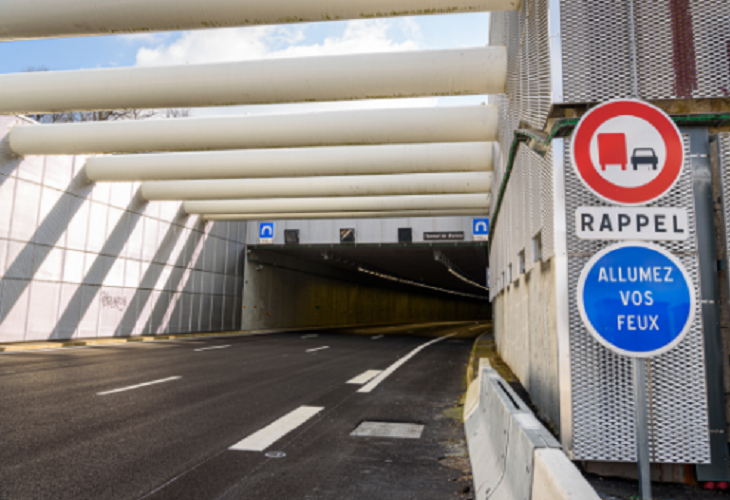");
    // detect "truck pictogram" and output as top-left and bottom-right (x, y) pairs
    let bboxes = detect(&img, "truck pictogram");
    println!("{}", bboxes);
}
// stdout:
(597, 133), (628, 170)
